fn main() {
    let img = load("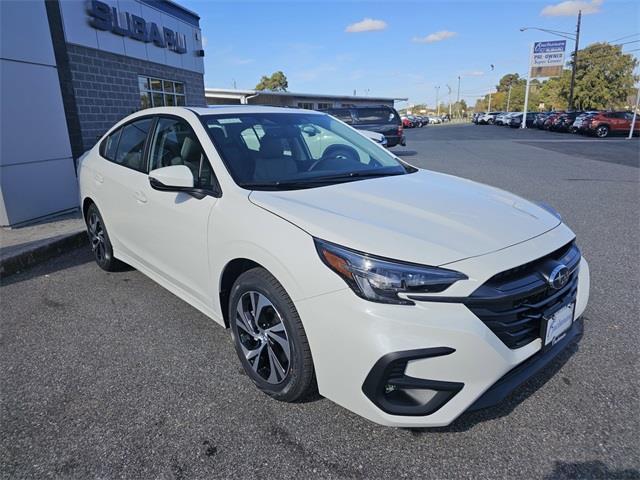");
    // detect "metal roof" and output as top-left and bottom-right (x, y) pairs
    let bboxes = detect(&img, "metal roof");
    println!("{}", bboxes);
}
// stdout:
(204, 88), (407, 102)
